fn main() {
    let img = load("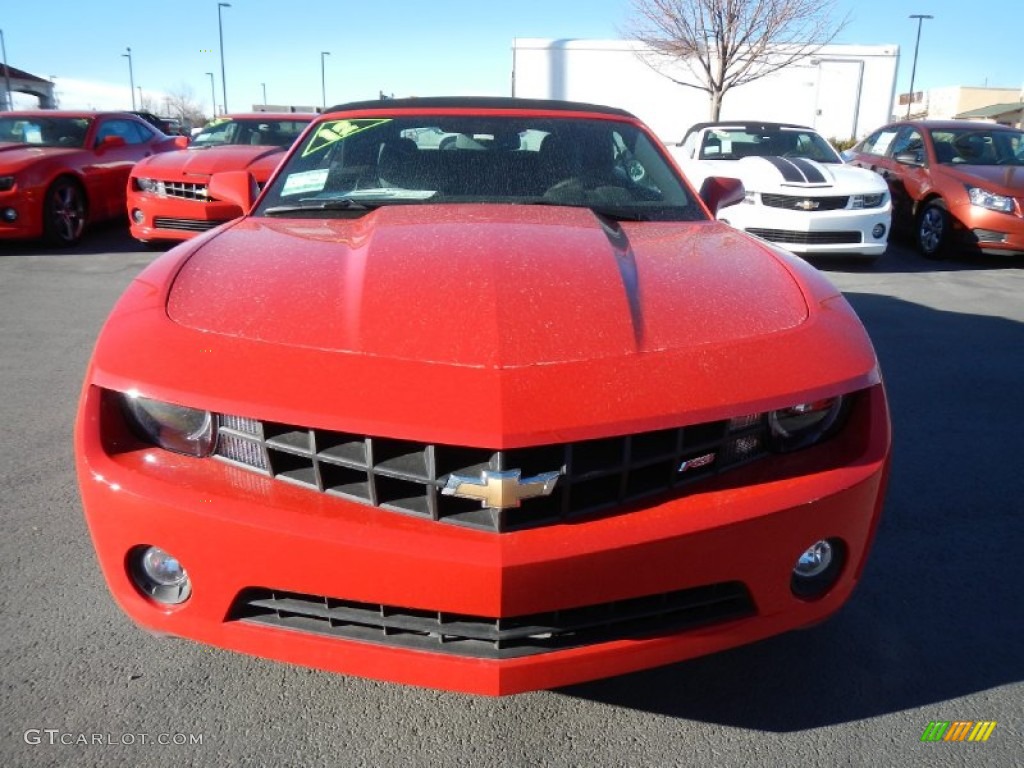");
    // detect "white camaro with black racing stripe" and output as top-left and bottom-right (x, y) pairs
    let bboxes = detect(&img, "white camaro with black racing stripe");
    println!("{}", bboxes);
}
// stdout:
(671, 122), (891, 259)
